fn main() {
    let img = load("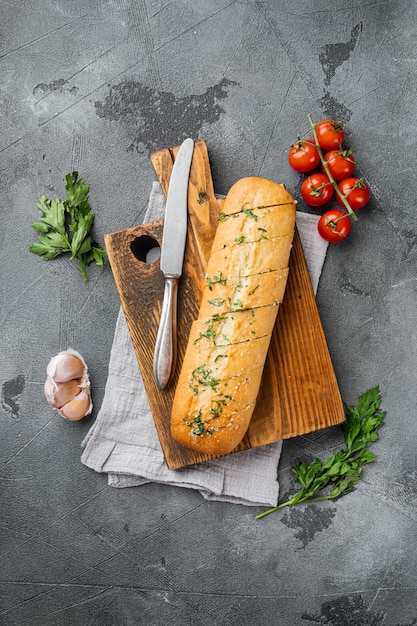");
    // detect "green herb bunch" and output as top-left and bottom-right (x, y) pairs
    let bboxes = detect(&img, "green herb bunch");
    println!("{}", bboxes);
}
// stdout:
(30, 172), (106, 281)
(256, 386), (385, 519)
